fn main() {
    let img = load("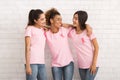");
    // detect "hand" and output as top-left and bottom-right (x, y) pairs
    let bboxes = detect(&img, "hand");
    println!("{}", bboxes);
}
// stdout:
(43, 26), (49, 31)
(26, 66), (32, 75)
(89, 64), (96, 75)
